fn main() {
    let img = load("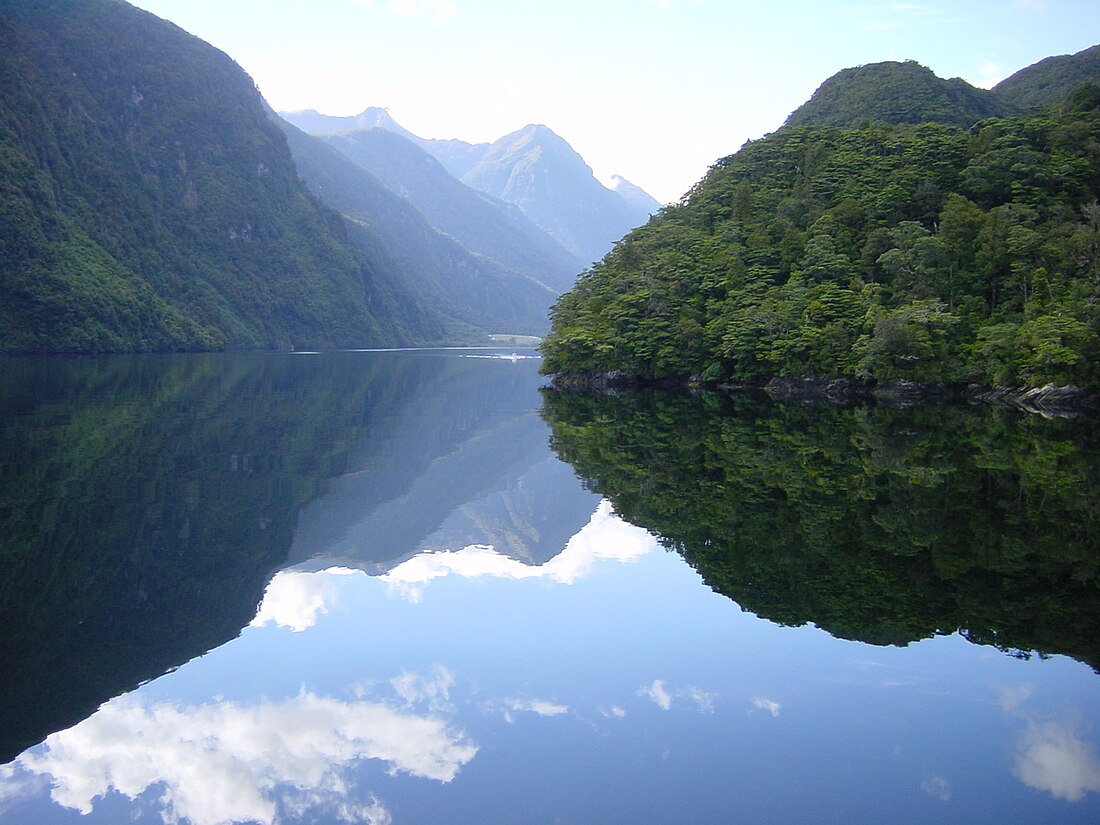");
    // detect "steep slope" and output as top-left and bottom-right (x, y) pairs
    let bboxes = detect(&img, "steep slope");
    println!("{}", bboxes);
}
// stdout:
(994, 43), (1100, 109)
(542, 102), (1100, 389)
(784, 60), (1014, 129)
(0, 0), (446, 353)
(461, 124), (653, 264)
(277, 117), (555, 335)
(284, 109), (660, 264)
(319, 127), (583, 294)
